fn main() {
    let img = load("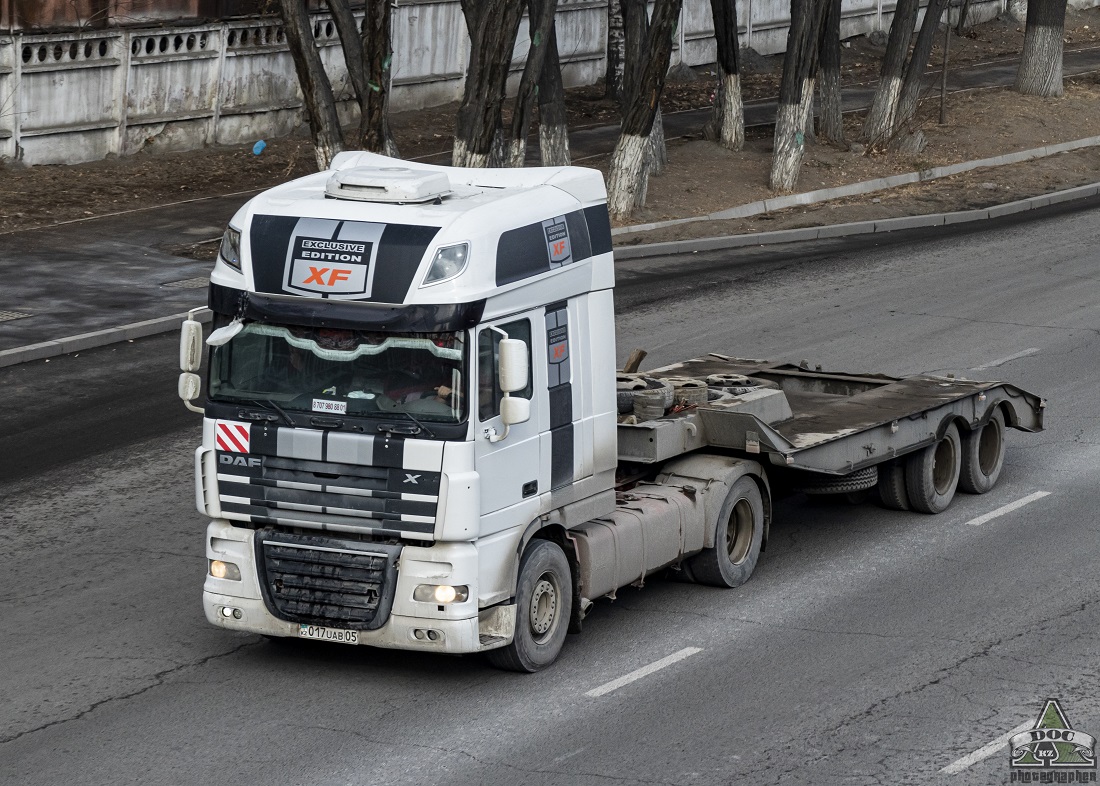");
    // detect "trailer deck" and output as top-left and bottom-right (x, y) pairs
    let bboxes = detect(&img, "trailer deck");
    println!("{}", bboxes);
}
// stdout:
(617, 355), (1045, 475)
